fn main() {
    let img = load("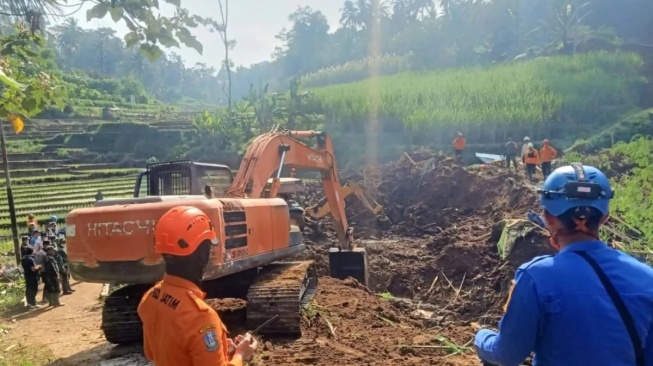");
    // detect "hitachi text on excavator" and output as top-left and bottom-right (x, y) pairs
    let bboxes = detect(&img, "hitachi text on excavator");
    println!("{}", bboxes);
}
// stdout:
(65, 129), (368, 345)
